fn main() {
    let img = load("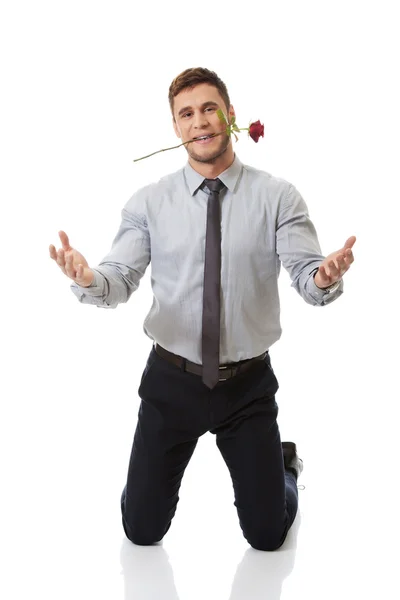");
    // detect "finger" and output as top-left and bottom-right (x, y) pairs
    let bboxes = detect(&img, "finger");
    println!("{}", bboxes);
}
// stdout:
(59, 231), (71, 252)
(344, 235), (356, 250)
(345, 248), (354, 263)
(56, 248), (67, 271)
(329, 259), (341, 278)
(336, 254), (347, 272)
(49, 244), (57, 260)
